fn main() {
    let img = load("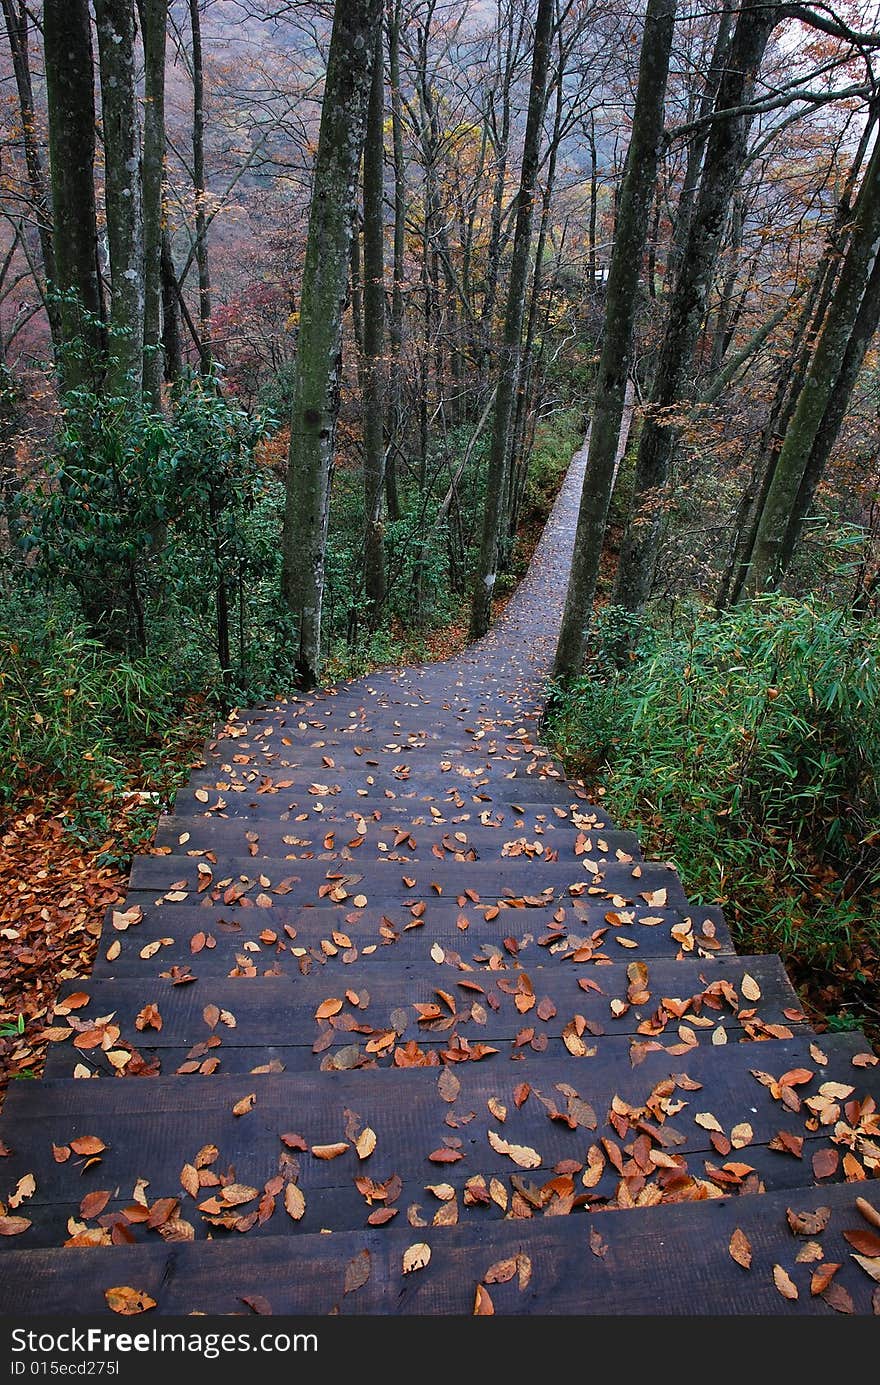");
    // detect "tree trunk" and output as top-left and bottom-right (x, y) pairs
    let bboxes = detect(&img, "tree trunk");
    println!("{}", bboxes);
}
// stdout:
(668, 1), (734, 284)
(43, 0), (105, 392)
(137, 0), (168, 411)
(612, 3), (778, 615)
(362, 23), (387, 620)
(552, 0), (677, 682)
(189, 0), (212, 374)
(469, 0), (554, 640)
(1, 0), (61, 346)
(160, 228), (183, 383)
(280, 0), (382, 688)
(385, 0), (404, 521)
(781, 248), (880, 567)
(95, 0), (145, 400)
(744, 136), (880, 593)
